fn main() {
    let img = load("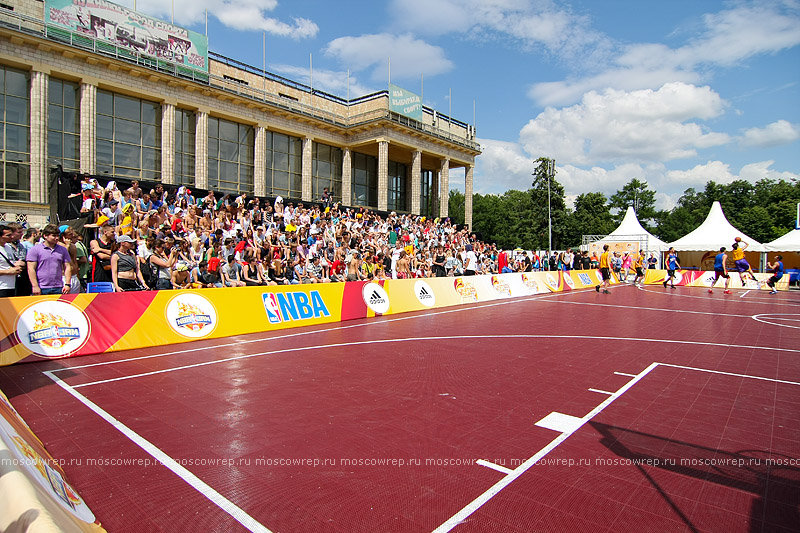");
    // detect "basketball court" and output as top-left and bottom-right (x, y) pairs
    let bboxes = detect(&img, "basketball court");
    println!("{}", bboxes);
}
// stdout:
(1, 285), (798, 532)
